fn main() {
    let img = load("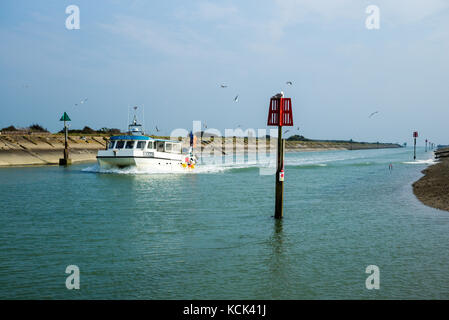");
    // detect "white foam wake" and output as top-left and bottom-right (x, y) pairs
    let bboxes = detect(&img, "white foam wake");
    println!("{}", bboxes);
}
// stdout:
(82, 159), (264, 175)
(402, 159), (436, 165)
